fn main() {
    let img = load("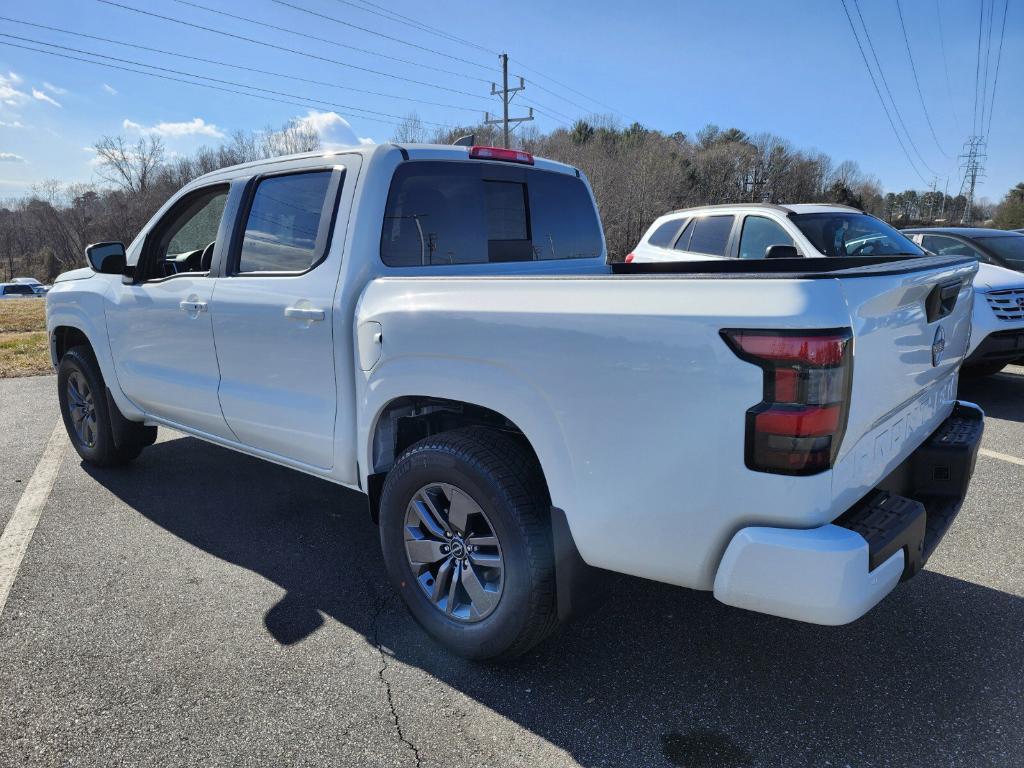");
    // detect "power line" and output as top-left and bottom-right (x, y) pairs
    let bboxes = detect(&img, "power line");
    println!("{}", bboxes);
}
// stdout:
(509, 58), (625, 119)
(933, 0), (961, 134)
(329, 0), (625, 121)
(0, 15), (483, 114)
(972, 0), (983, 134)
(984, 0), (1009, 140)
(0, 39), (429, 129)
(895, 0), (951, 158)
(265, 0), (495, 74)
(327, 0), (497, 56)
(978, 0), (995, 137)
(171, 0), (490, 83)
(0, 34), (455, 128)
(95, 0), (491, 101)
(838, 0), (929, 185)
(849, 0), (939, 177)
